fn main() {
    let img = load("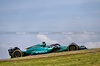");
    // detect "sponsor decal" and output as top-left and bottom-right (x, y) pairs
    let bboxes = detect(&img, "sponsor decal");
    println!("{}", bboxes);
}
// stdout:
(35, 50), (47, 53)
